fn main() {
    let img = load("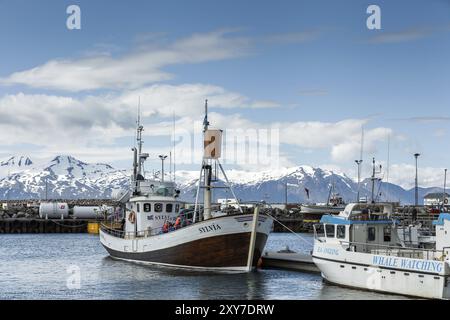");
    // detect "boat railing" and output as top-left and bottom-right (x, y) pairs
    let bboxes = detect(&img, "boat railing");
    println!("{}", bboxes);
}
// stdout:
(338, 240), (448, 261)
(100, 219), (195, 239)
